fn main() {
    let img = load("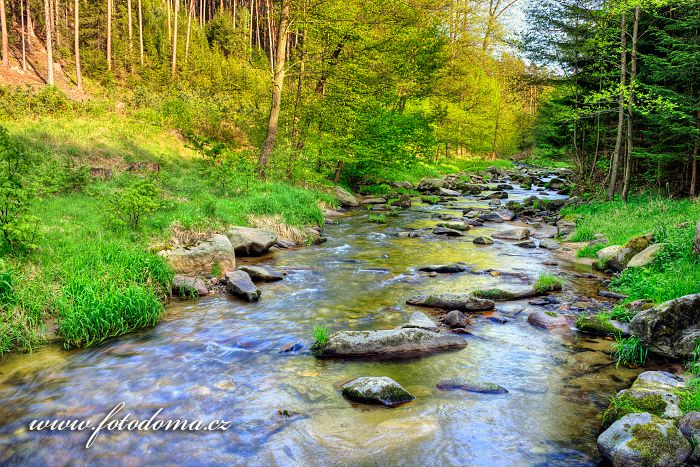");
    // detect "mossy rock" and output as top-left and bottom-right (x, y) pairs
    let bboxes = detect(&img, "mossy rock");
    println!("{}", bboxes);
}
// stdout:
(341, 376), (415, 407)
